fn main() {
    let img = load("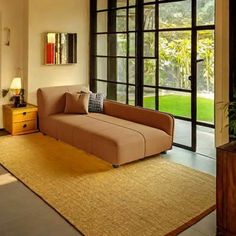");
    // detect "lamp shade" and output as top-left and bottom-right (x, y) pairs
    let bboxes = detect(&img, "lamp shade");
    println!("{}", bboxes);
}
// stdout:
(10, 77), (22, 90)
